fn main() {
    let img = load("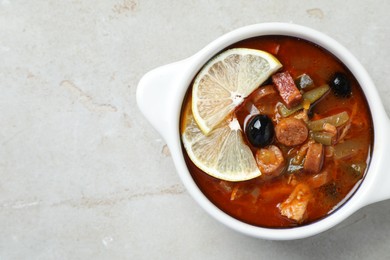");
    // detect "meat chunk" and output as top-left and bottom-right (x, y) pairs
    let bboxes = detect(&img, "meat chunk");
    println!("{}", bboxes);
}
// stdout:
(307, 171), (330, 188)
(303, 142), (324, 173)
(255, 145), (285, 177)
(275, 118), (308, 146)
(272, 71), (302, 108)
(278, 183), (311, 223)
